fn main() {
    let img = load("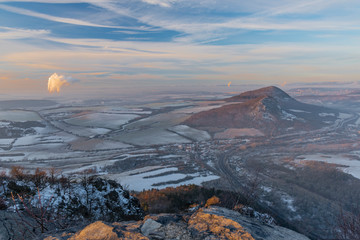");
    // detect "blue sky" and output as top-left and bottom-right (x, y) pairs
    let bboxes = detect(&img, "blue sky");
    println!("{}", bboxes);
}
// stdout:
(0, 0), (360, 97)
